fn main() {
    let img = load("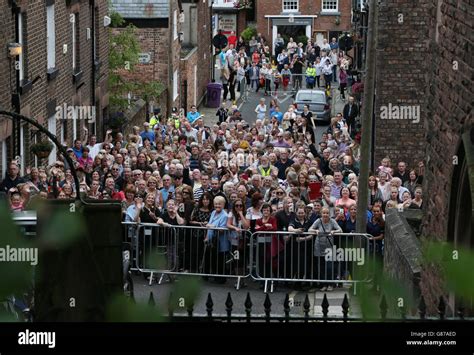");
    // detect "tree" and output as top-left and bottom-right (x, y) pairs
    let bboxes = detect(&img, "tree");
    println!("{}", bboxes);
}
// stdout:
(108, 11), (141, 111)
(108, 9), (165, 117)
